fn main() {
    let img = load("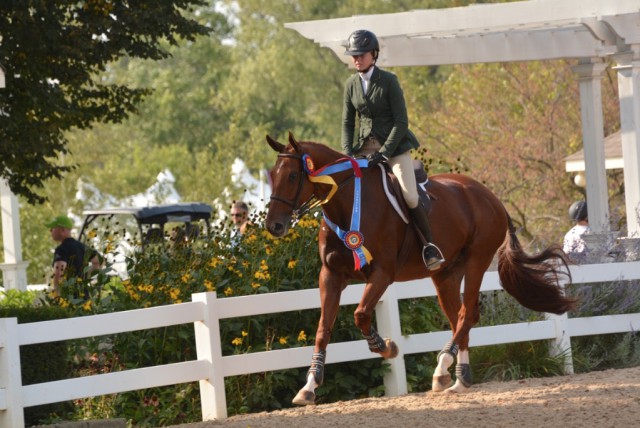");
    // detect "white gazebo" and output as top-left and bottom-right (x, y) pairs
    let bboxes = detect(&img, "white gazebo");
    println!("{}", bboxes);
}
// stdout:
(285, 0), (640, 237)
